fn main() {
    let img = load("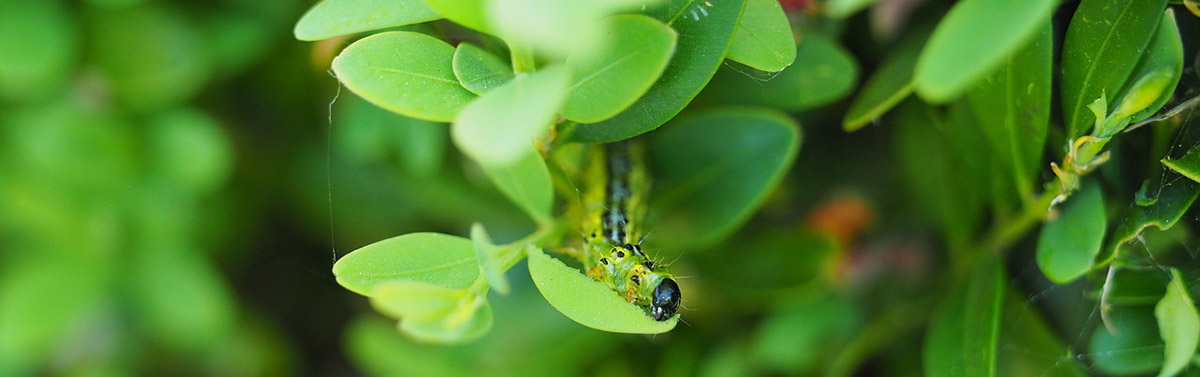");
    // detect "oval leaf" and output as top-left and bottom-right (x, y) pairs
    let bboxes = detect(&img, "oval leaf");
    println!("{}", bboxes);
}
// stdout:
(452, 42), (514, 95)
(1156, 268), (1199, 377)
(526, 247), (677, 333)
(701, 33), (857, 111)
(912, 0), (1057, 103)
(398, 301), (493, 343)
(333, 232), (480, 296)
(479, 150), (553, 225)
(561, 14), (677, 123)
(923, 257), (1004, 377)
(1089, 307), (1164, 375)
(451, 66), (567, 165)
(333, 31), (477, 122)
(1036, 182), (1106, 284)
(569, 0), (747, 143)
(649, 108), (800, 248)
(469, 223), (511, 293)
(726, 0), (795, 72)
(843, 29), (926, 131)
(1118, 9), (1183, 124)
(369, 281), (465, 319)
(1061, 0), (1167, 138)
(294, 0), (441, 41)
